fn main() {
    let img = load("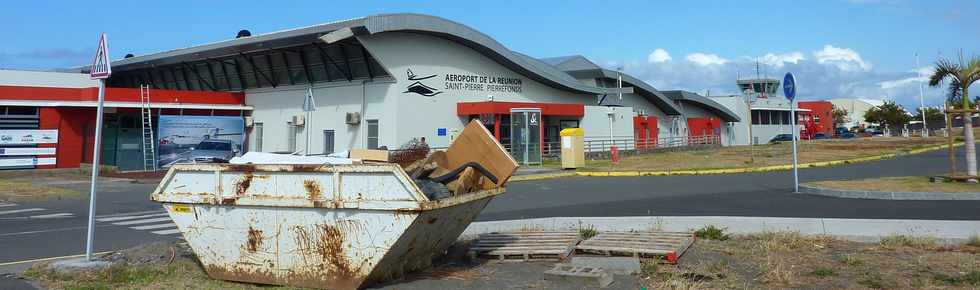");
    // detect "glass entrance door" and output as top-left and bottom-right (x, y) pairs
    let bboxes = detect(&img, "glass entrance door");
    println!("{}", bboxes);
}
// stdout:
(509, 108), (541, 165)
